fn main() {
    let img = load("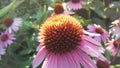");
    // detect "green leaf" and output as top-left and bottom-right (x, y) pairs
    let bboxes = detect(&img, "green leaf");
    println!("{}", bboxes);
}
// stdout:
(111, 64), (120, 68)
(106, 8), (120, 20)
(37, 7), (50, 25)
(7, 0), (25, 17)
(92, 17), (106, 29)
(74, 15), (91, 26)
(105, 50), (111, 60)
(0, 0), (16, 17)
(88, 0), (107, 19)
(19, 49), (31, 55)
(90, 8), (107, 19)
(18, 57), (33, 68)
